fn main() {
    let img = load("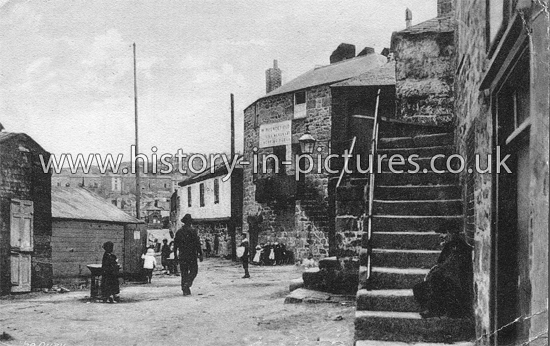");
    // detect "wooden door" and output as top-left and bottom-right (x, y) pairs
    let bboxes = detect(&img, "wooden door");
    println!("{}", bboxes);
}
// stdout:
(10, 200), (33, 293)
